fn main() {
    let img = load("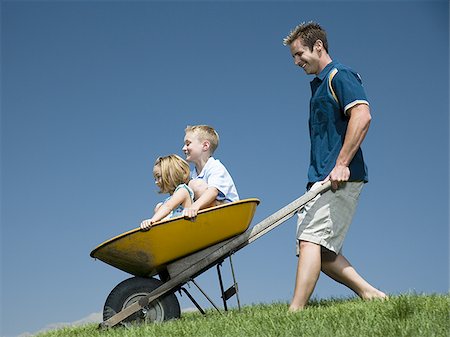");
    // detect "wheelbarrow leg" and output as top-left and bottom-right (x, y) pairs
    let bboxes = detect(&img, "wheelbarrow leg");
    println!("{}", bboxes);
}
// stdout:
(229, 255), (241, 310)
(180, 287), (206, 315)
(190, 279), (222, 313)
(217, 261), (228, 311)
(217, 255), (240, 311)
